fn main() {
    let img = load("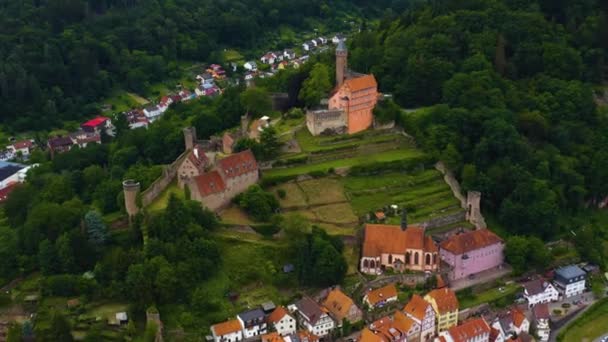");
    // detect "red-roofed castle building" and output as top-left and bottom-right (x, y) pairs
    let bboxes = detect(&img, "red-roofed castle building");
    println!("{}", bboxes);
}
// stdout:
(360, 212), (439, 275)
(81, 116), (113, 136)
(306, 39), (379, 136)
(439, 229), (504, 281)
(180, 127), (259, 211)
